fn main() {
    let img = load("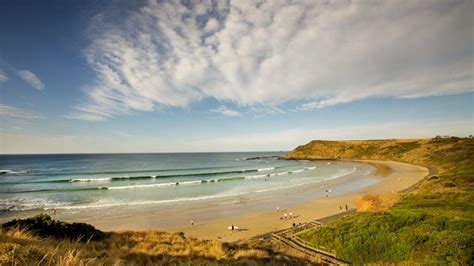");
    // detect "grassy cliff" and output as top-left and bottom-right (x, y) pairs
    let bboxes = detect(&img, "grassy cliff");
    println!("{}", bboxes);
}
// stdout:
(288, 137), (474, 264)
